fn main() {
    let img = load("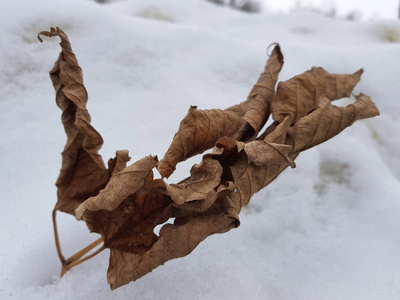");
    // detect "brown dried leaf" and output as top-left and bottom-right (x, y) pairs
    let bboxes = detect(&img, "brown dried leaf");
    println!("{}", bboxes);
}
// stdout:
(288, 93), (380, 152)
(157, 44), (284, 178)
(38, 27), (111, 215)
(80, 179), (173, 255)
(75, 155), (158, 219)
(107, 212), (237, 290)
(209, 134), (295, 208)
(76, 146), (242, 288)
(165, 158), (223, 204)
(156, 107), (242, 178)
(271, 67), (363, 123)
(228, 43), (284, 140)
(241, 140), (295, 167)
(78, 75), (378, 290)
(109, 150), (131, 175)
(227, 93), (379, 209)
(42, 30), (380, 291)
